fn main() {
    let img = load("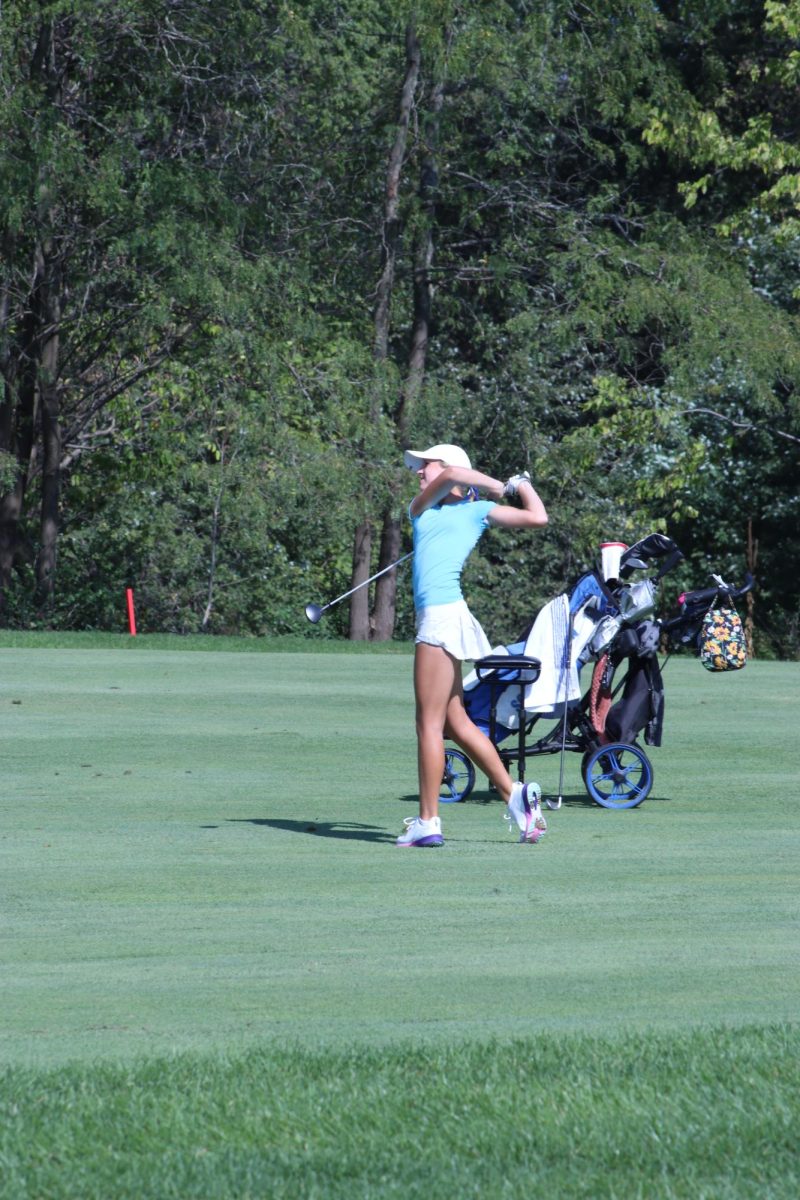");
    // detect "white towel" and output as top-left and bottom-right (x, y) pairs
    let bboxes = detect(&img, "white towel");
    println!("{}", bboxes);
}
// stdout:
(496, 595), (581, 728)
